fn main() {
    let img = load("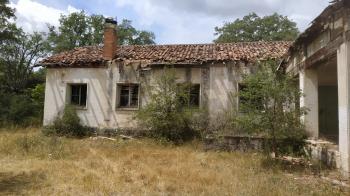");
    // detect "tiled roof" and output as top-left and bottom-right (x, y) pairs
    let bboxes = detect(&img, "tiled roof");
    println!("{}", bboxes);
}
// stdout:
(39, 41), (292, 67)
(291, 0), (347, 50)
